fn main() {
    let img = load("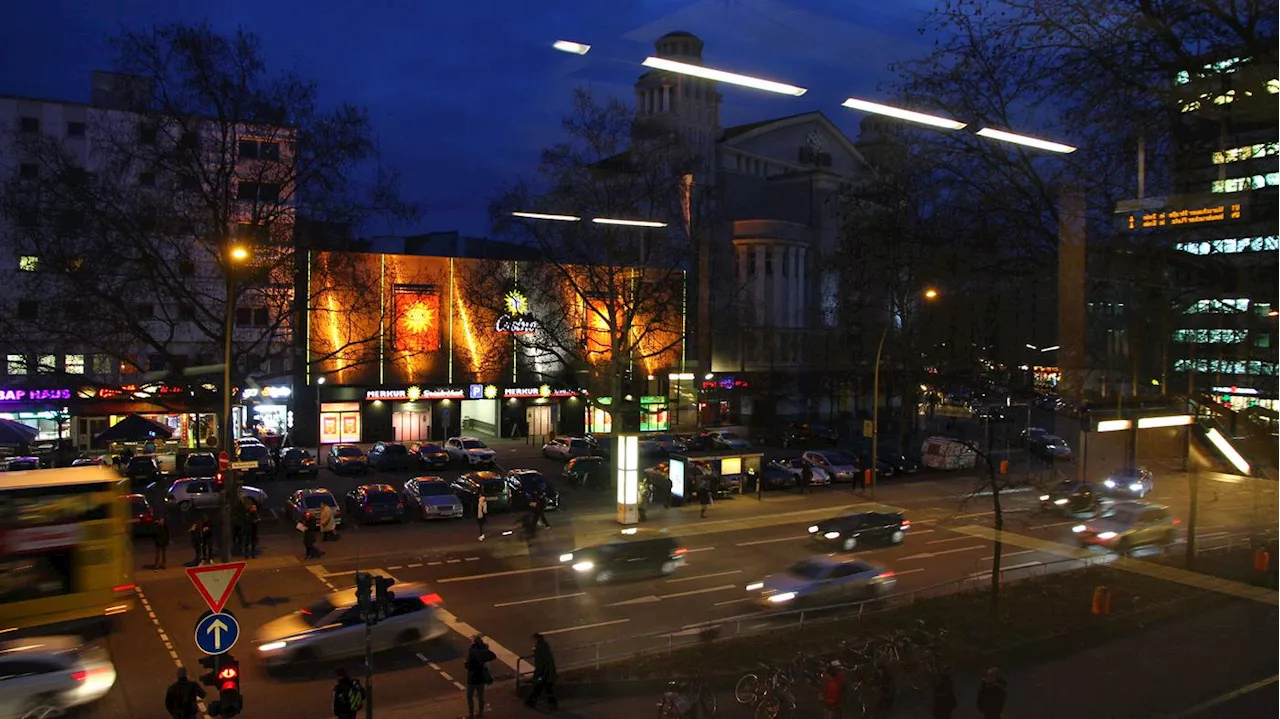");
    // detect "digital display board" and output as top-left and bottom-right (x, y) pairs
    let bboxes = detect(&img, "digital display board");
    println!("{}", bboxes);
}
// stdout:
(1117, 195), (1248, 232)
